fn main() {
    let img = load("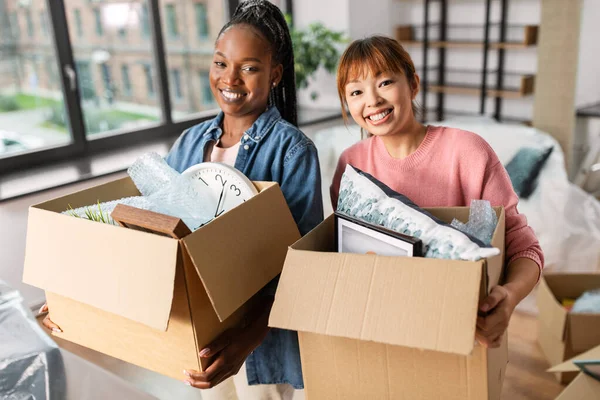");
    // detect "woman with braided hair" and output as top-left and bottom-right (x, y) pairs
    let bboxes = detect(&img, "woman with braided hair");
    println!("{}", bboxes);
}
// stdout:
(170, 1), (320, 398)
(40, 1), (319, 399)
